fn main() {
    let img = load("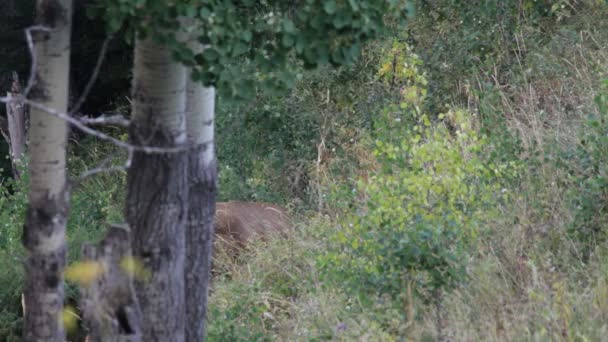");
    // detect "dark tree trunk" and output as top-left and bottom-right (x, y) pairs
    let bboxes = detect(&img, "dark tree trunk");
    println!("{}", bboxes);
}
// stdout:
(125, 37), (188, 341)
(126, 128), (188, 341)
(182, 63), (217, 340)
(185, 149), (217, 341)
